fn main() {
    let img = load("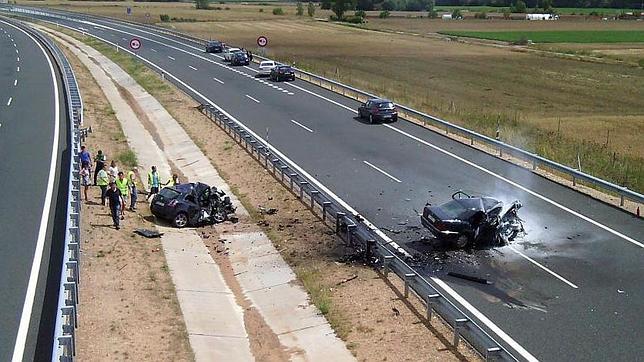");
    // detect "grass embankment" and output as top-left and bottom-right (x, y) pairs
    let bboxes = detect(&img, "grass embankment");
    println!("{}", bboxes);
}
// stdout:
(440, 30), (644, 43)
